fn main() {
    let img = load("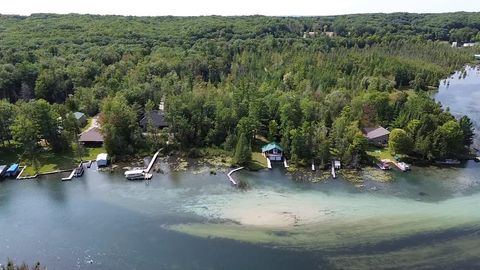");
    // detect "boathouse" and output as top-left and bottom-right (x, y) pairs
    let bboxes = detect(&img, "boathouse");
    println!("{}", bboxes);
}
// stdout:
(5, 164), (19, 177)
(363, 126), (390, 145)
(262, 142), (284, 161)
(96, 153), (108, 167)
(79, 127), (104, 147)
